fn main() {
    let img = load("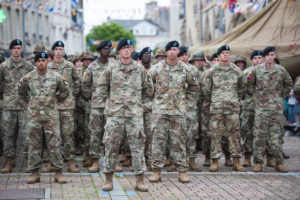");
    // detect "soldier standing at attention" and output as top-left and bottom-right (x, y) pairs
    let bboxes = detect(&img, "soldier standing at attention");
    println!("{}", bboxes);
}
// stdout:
(81, 41), (112, 172)
(249, 47), (292, 173)
(18, 52), (69, 184)
(0, 39), (34, 173)
(98, 39), (153, 192)
(148, 41), (199, 183)
(47, 41), (80, 173)
(202, 45), (245, 172)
